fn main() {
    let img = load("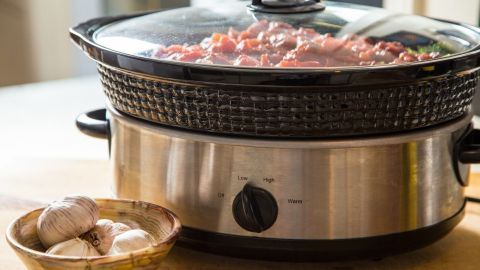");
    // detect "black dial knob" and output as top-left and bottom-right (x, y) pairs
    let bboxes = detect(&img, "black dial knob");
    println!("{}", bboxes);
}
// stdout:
(232, 184), (278, 233)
